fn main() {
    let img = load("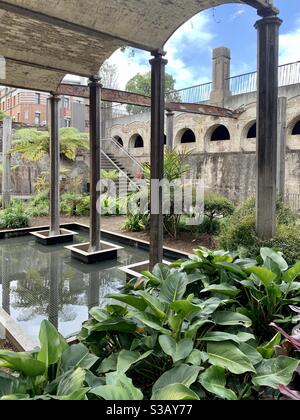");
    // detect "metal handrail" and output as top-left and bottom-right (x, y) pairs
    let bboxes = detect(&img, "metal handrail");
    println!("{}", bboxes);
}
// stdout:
(102, 137), (144, 171)
(101, 149), (137, 189)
